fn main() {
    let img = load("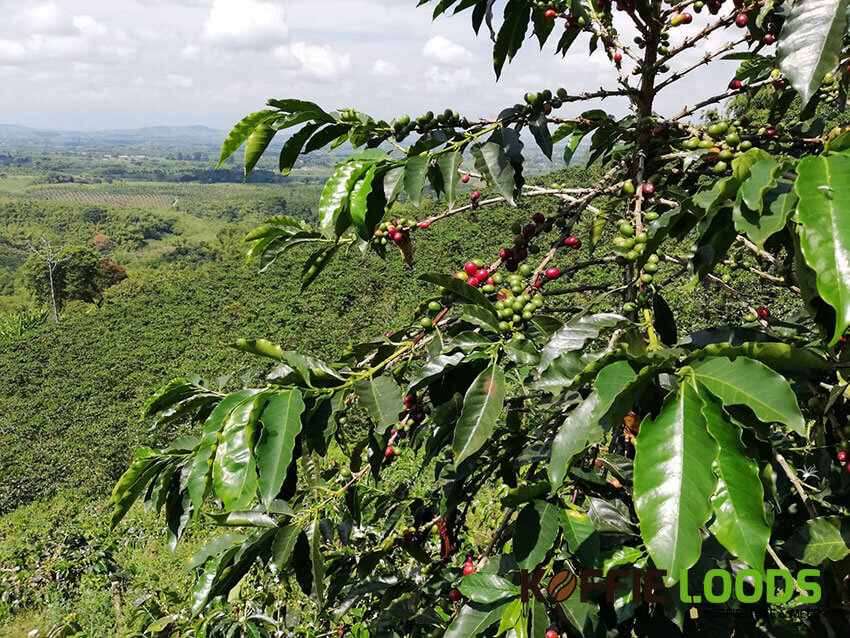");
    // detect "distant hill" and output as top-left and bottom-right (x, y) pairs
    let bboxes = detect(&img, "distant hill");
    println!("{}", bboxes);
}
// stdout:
(0, 122), (582, 170)
(0, 123), (224, 145)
